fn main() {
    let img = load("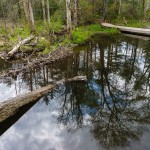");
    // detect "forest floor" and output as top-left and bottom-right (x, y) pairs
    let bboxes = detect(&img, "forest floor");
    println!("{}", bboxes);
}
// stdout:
(0, 23), (118, 63)
(0, 20), (149, 57)
(0, 23), (118, 78)
(0, 23), (117, 54)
